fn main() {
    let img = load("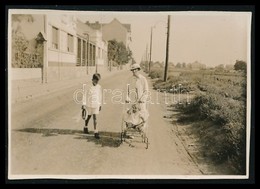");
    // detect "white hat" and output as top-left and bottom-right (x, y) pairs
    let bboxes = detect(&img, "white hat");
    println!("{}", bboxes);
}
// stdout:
(130, 63), (141, 71)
